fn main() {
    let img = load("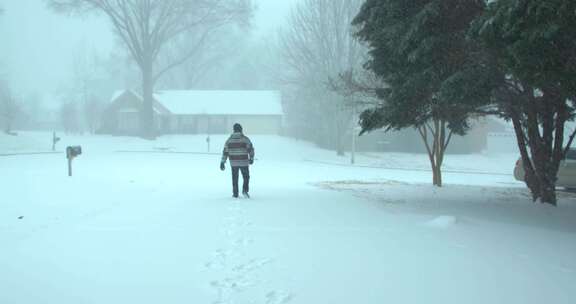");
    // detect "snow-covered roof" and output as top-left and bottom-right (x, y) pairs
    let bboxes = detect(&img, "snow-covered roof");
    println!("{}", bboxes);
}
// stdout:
(109, 90), (171, 115)
(110, 90), (132, 103)
(153, 90), (283, 116)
